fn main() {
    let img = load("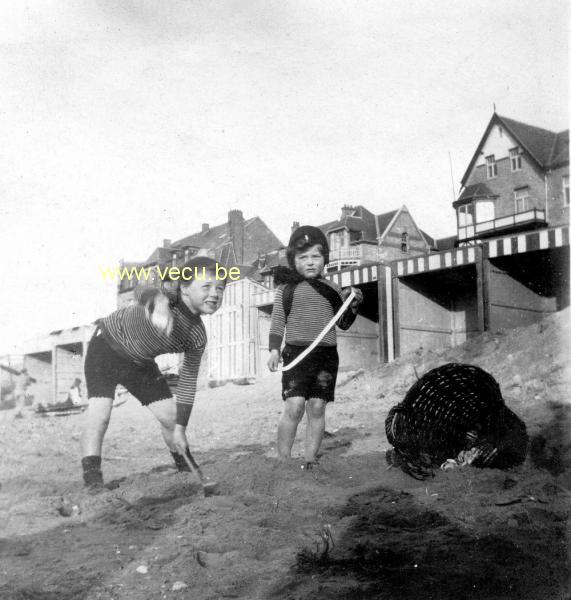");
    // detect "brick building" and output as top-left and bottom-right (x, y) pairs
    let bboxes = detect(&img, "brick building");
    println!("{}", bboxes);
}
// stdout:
(453, 113), (569, 244)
